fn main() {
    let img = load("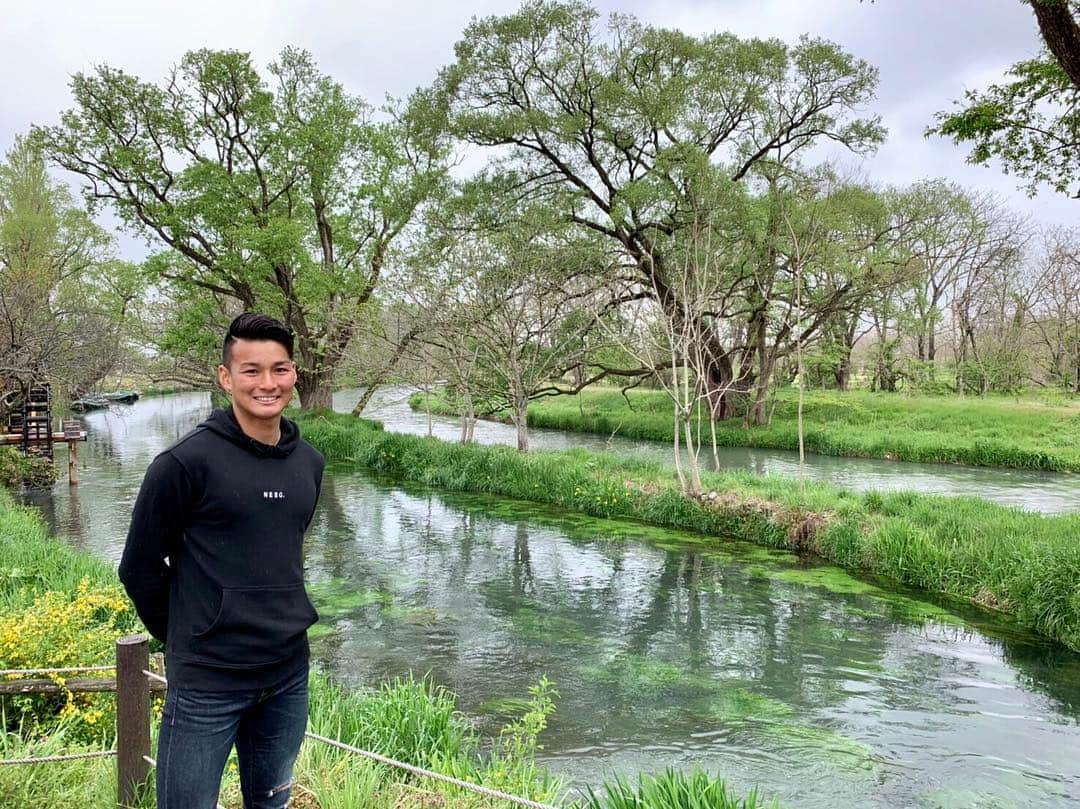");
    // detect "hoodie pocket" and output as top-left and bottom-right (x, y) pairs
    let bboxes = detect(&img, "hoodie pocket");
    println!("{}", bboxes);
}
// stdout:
(192, 583), (318, 666)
